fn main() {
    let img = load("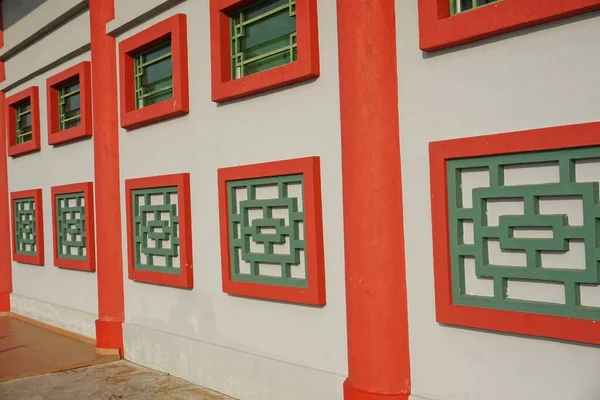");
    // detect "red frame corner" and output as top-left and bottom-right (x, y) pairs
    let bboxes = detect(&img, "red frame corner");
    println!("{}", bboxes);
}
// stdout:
(217, 156), (326, 305)
(429, 121), (600, 345)
(118, 14), (189, 130)
(46, 62), (92, 146)
(418, 0), (600, 52)
(210, 0), (320, 103)
(6, 87), (41, 157)
(10, 188), (44, 266)
(51, 182), (95, 272)
(125, 173), (193, 289)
